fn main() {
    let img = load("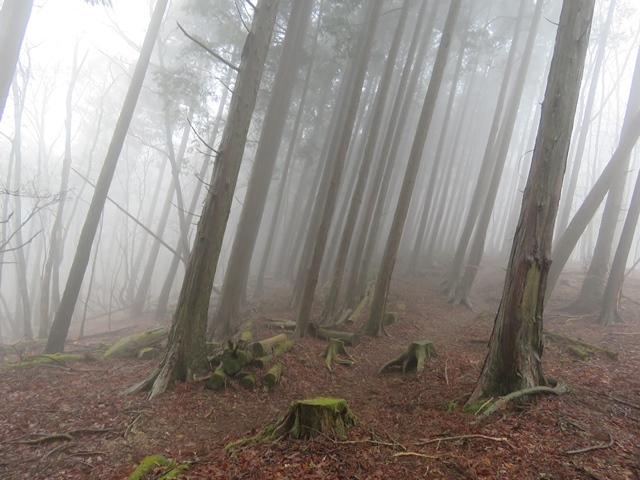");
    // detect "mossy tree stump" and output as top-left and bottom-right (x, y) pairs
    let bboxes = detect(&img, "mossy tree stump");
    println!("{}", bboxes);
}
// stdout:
(271, 398), (356, 440)
(379, 340), (437, 374)
(320, 339), (355, 371)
